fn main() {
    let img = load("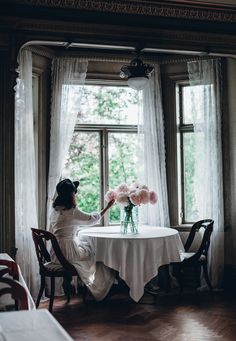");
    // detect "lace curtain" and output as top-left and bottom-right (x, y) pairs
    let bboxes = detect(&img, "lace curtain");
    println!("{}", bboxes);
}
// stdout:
(47, 58), (88, 227)
(187, 58), (224, 288)
(15, 49), (40, 298)
(138, 65), (170, 226)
